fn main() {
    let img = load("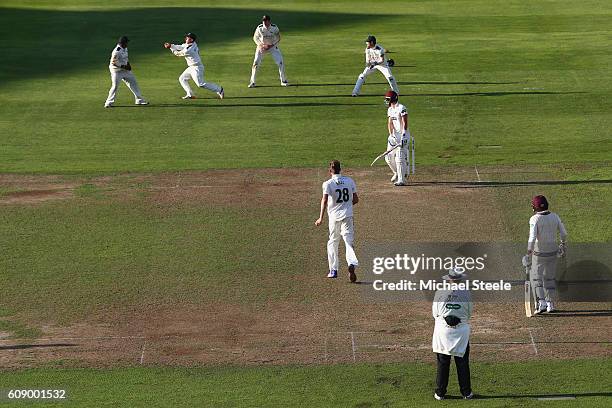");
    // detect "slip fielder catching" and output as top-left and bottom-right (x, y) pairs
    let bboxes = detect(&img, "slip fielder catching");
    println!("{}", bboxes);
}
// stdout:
(315, 160), (359, 283)
(352, 35), (399, 97)
(163, 33), (224, 100)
